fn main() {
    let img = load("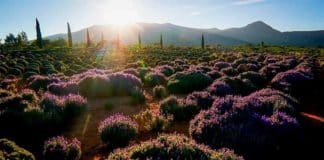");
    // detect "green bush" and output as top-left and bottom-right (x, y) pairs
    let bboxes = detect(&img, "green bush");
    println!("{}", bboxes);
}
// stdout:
(0, 139), (35, 160)
(167, 71), (212, 94)
(153, 85), (168, 99)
